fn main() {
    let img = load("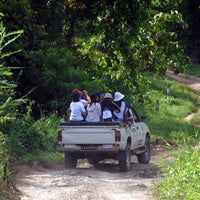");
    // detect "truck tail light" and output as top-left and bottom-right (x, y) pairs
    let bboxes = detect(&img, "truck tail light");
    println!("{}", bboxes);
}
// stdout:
(115, 130), (121, 142)
(57, 129), (62, 142)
